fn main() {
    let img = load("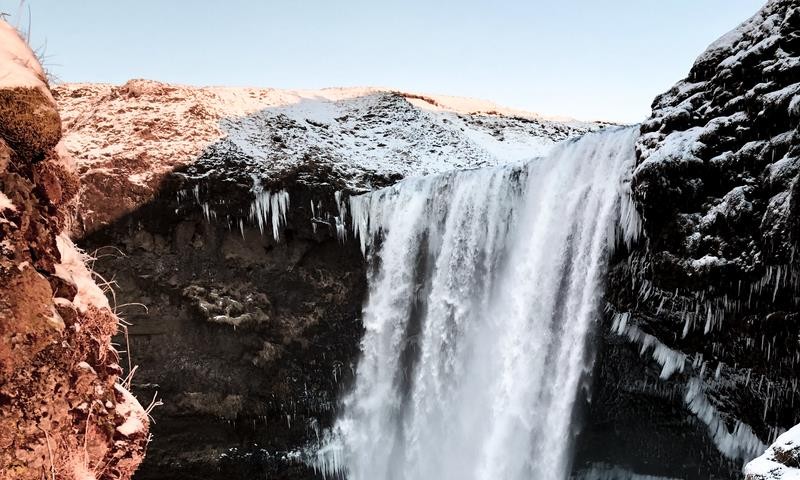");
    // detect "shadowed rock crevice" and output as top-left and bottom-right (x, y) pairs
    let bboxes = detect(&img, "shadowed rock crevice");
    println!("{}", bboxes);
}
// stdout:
(77, 145), (372, 479)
